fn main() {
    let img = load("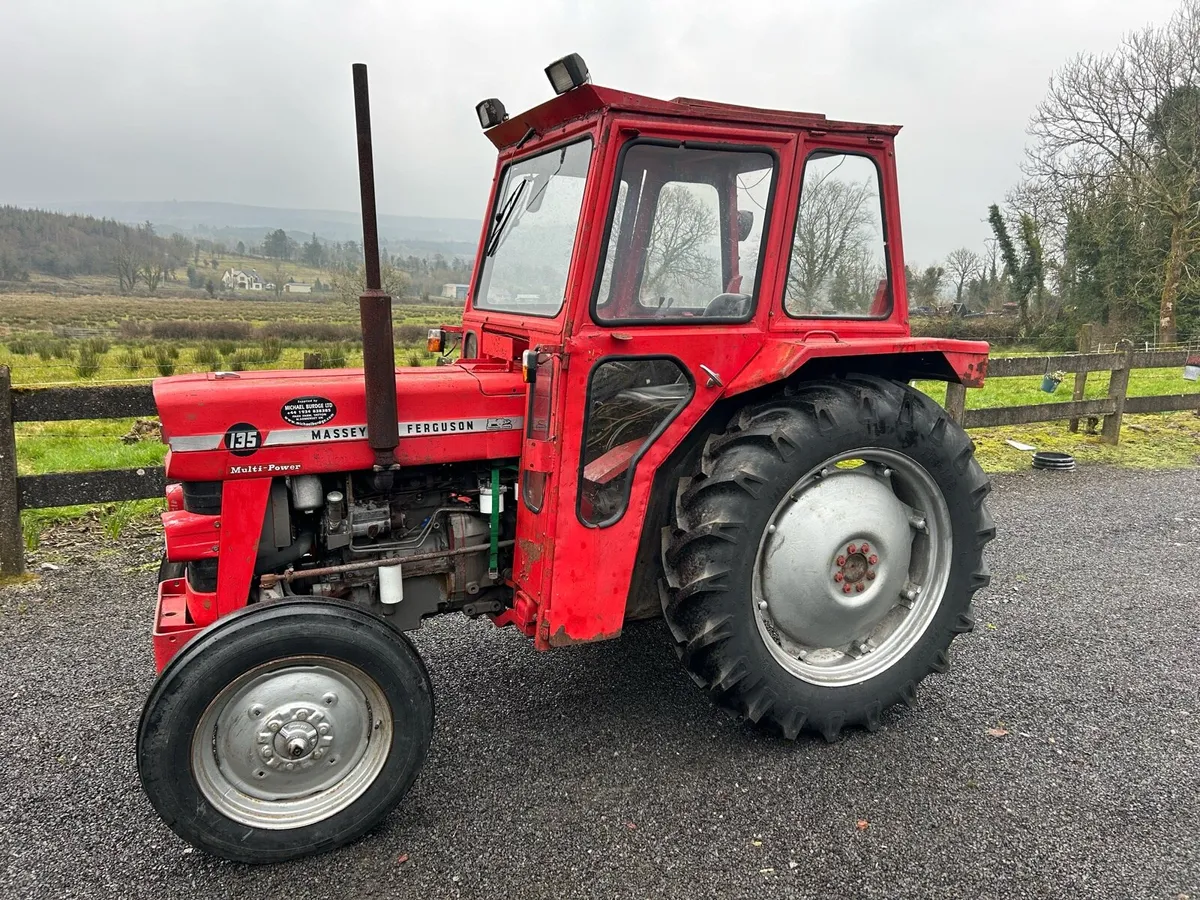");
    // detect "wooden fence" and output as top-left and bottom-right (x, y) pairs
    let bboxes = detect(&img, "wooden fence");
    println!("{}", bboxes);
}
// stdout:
(942, 344), (1200, 438)
(3, 347), (1199, 576)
